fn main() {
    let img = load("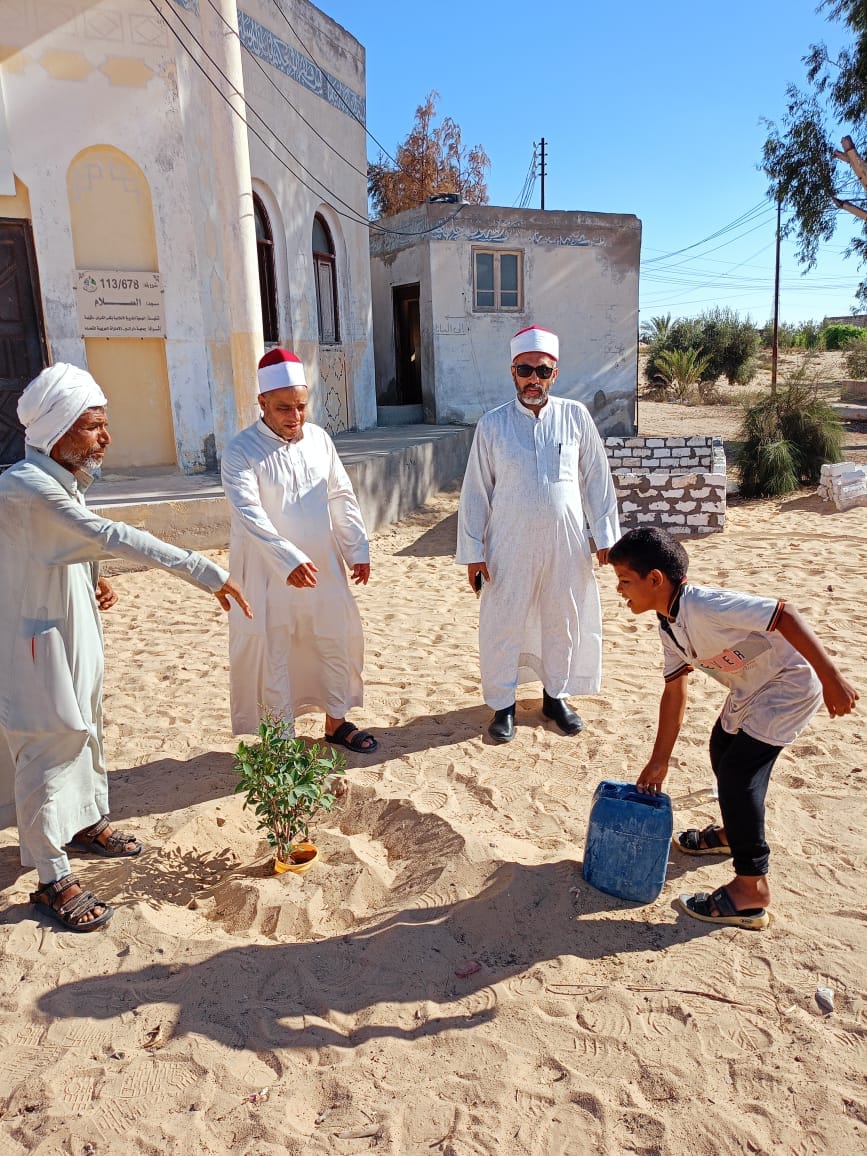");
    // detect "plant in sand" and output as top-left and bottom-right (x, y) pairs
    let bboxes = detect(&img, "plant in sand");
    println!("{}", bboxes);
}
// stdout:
(234, 711), (345, 863)
(843, 333), (867, 378)
(651, 347), (710, 403)
(735, 369), (844, 498)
